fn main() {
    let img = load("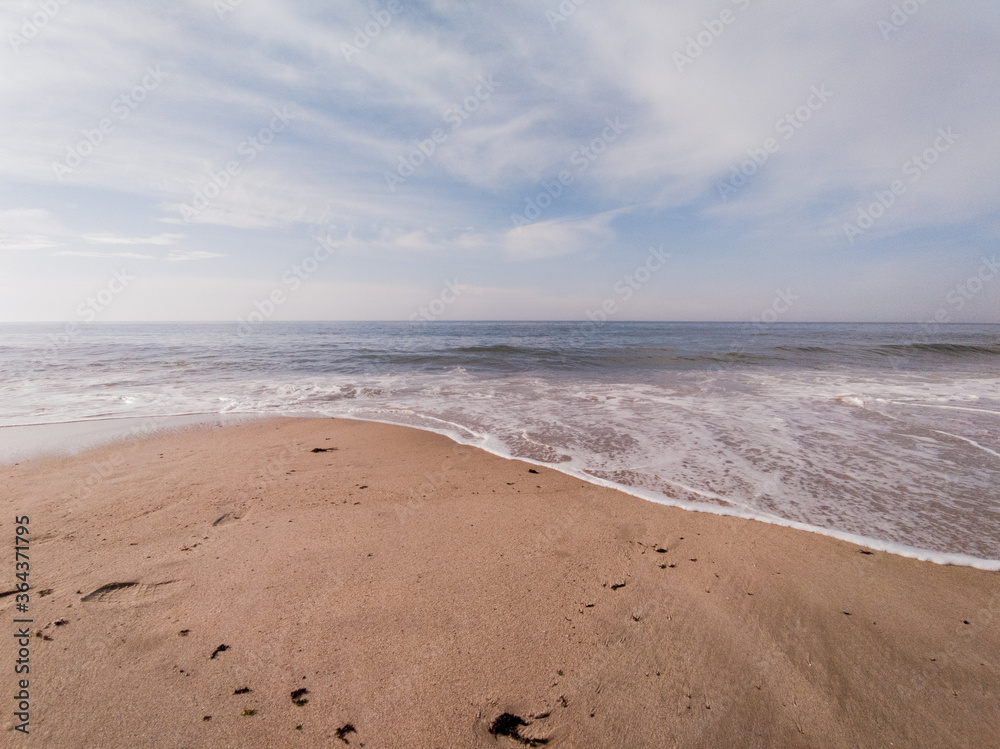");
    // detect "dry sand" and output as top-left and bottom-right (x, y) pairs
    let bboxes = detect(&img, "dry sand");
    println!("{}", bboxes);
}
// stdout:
(1, 417), (998, 748)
